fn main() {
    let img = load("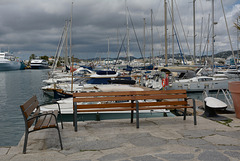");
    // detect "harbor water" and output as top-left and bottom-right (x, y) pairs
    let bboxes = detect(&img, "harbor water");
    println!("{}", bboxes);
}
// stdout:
(0, 69), (50, 146)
